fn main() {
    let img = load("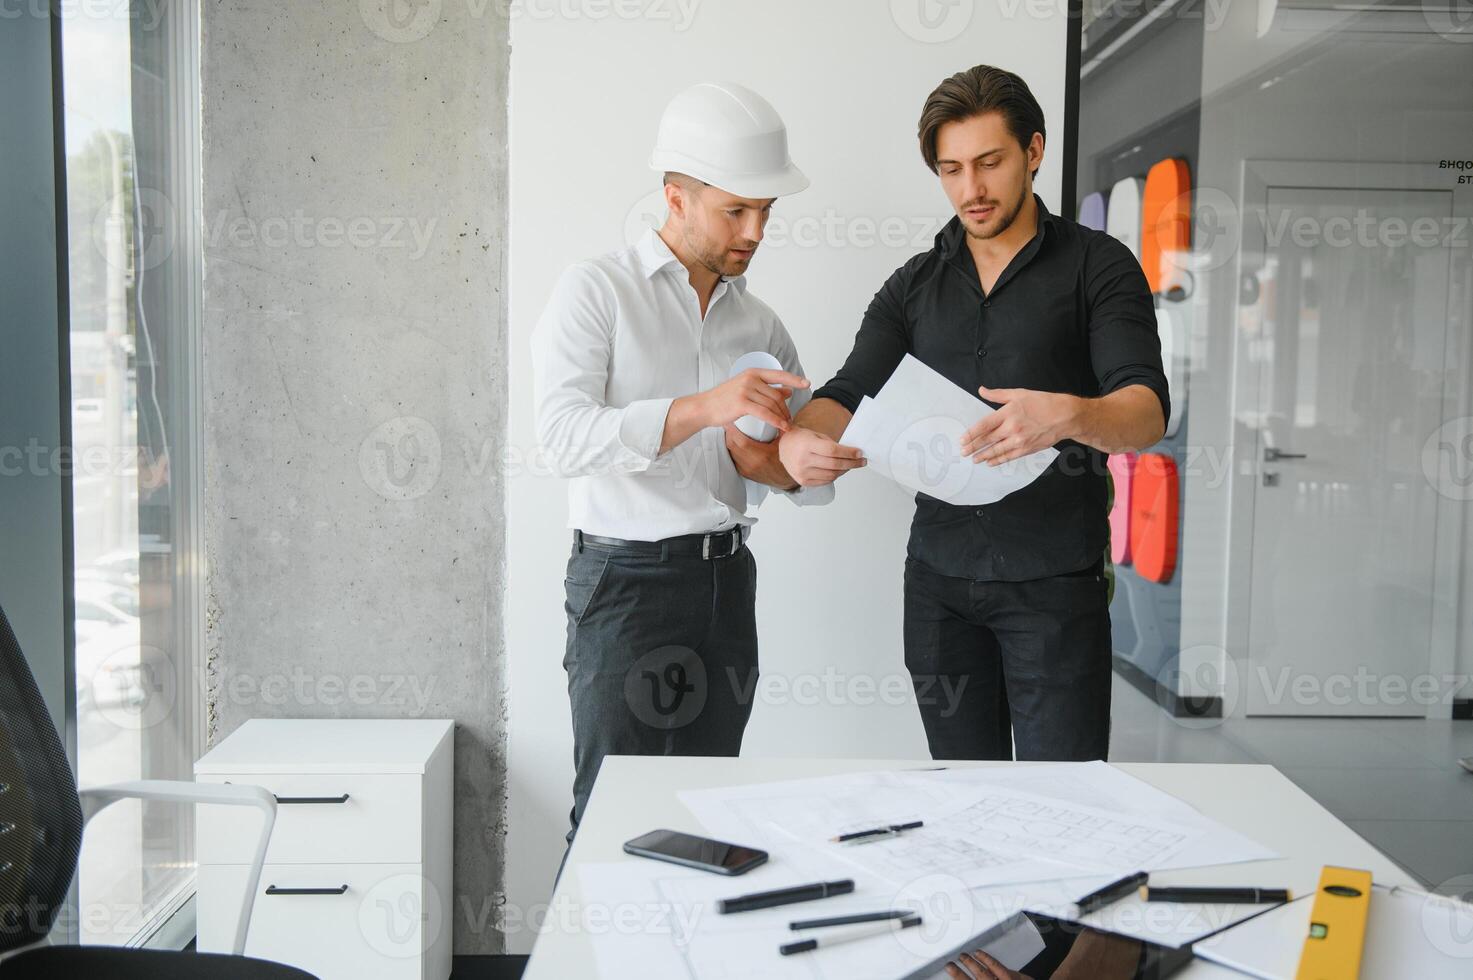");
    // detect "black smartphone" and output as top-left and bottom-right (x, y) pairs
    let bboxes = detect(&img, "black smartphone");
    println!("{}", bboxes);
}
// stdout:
(622, 828), (768, 876)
